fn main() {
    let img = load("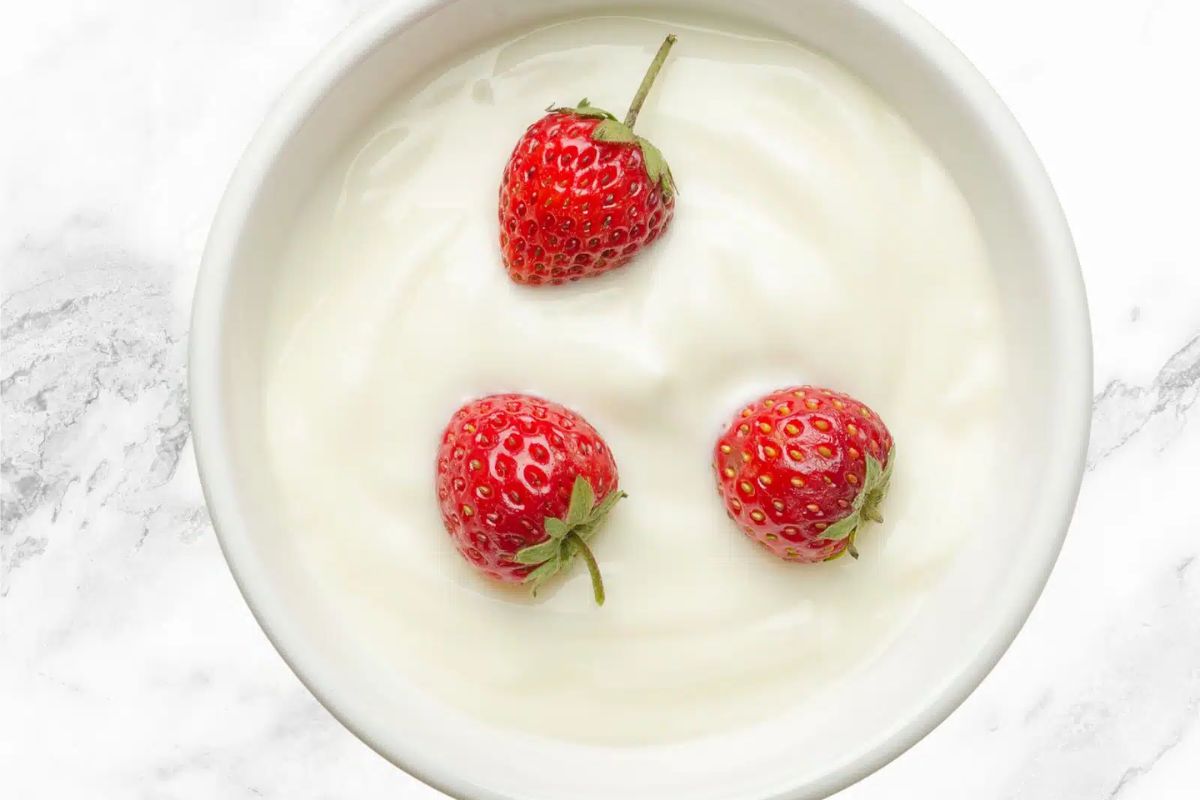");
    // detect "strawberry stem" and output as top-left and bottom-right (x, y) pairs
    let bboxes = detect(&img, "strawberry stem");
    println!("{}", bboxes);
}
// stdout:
(565, 531), (605, 606)
(623, 34), (677, 130)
